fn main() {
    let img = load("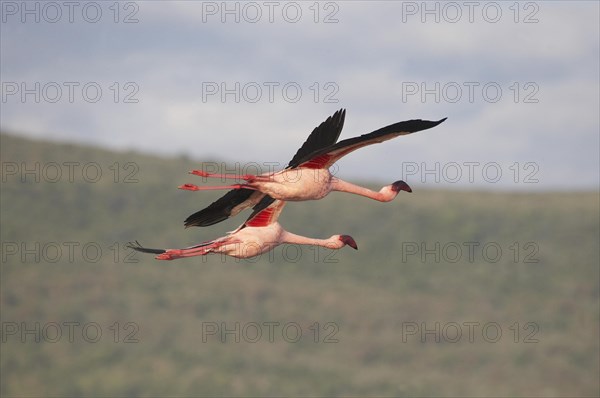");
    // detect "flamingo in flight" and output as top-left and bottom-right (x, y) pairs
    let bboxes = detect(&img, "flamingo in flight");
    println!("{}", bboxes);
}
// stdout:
(127, 198), (357, 260)
(182, 109), (446, 228)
